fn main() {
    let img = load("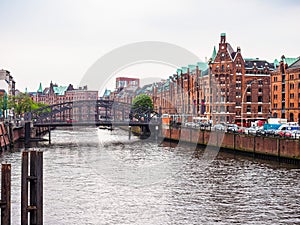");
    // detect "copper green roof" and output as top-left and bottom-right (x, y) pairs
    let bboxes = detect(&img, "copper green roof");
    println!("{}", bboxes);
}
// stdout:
(53, 86), (68, 96)
(103, 89), (111, 97)
(188, 64), (196, 71)
(211, 46), (217, 62)
(221, 33), (226, 37)
(181, 67), (188, 74)
(273, 59), (279, 68)
(37, 82), (43, 93)
(197, 62), (209, 72)
(284, 57), (299, 67)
